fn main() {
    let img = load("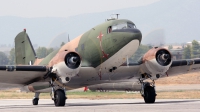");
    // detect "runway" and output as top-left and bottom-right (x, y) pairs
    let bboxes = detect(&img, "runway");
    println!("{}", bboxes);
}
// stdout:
(0, 99), (200, 112)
